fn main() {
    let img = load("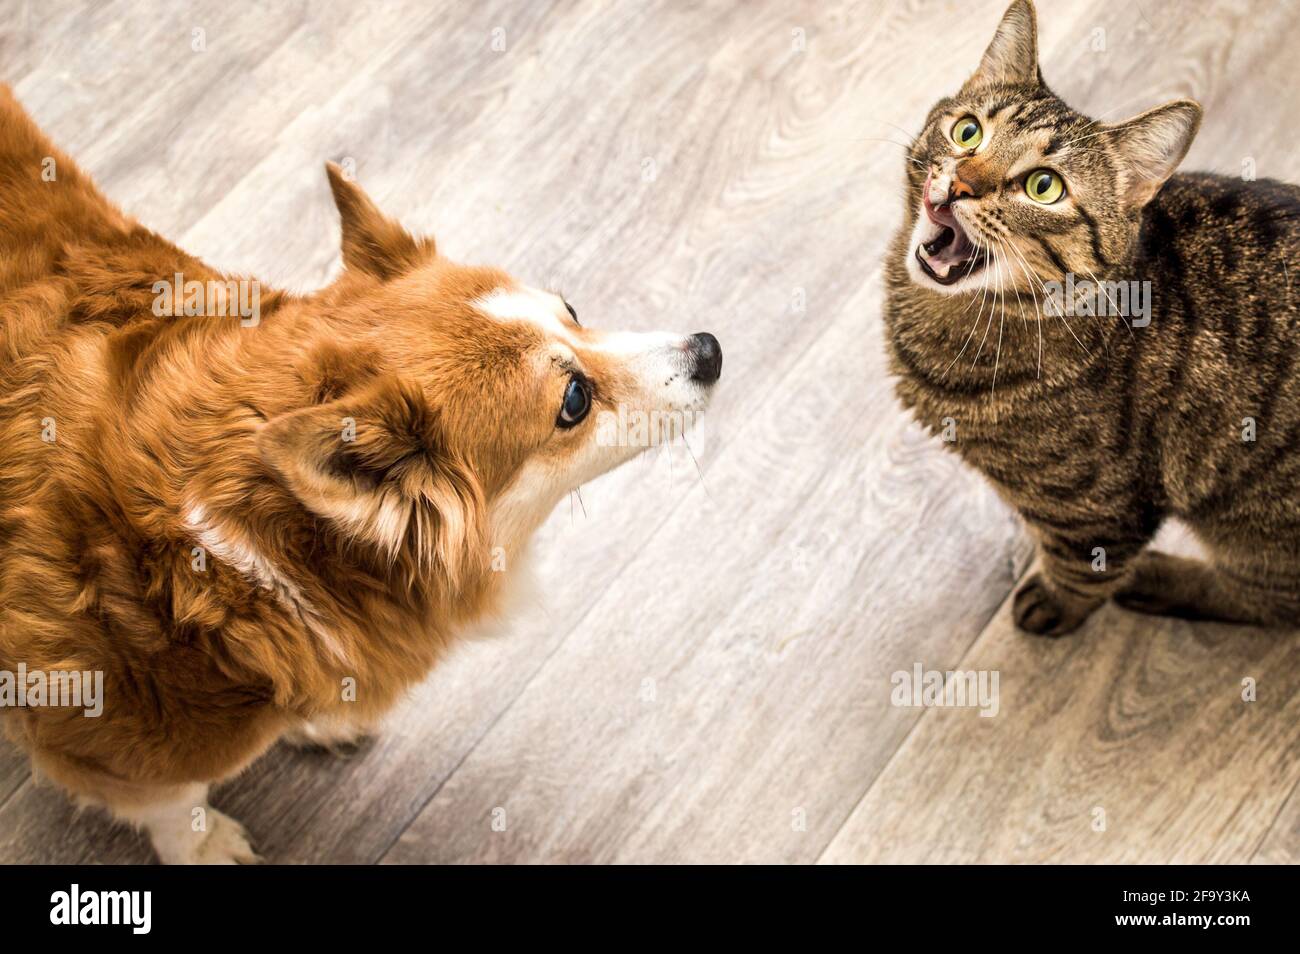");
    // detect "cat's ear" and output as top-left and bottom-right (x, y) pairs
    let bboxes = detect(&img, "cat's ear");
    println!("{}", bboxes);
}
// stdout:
(1106, 100), (1202, 207)
(325, 162), (436, 281)
(963, 0), (1040, 91)
(257, 374), (484, 583)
